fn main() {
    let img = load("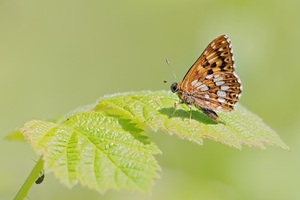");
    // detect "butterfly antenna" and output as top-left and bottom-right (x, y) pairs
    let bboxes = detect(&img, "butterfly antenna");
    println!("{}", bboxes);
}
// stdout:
(165, 58), (177, 82)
